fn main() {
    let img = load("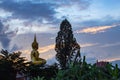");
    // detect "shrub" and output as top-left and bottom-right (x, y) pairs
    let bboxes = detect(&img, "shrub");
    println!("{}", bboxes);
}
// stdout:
(32, 56), (120, 80)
